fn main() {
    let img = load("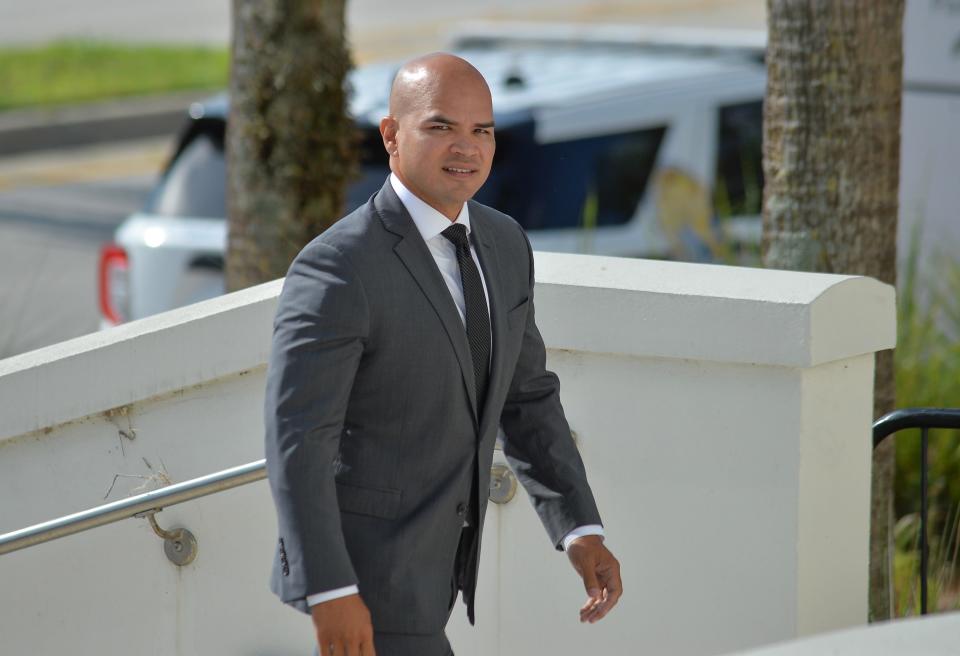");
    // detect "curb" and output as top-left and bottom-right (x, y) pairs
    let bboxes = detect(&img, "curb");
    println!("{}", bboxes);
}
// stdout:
(0, 90), (219, 157)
